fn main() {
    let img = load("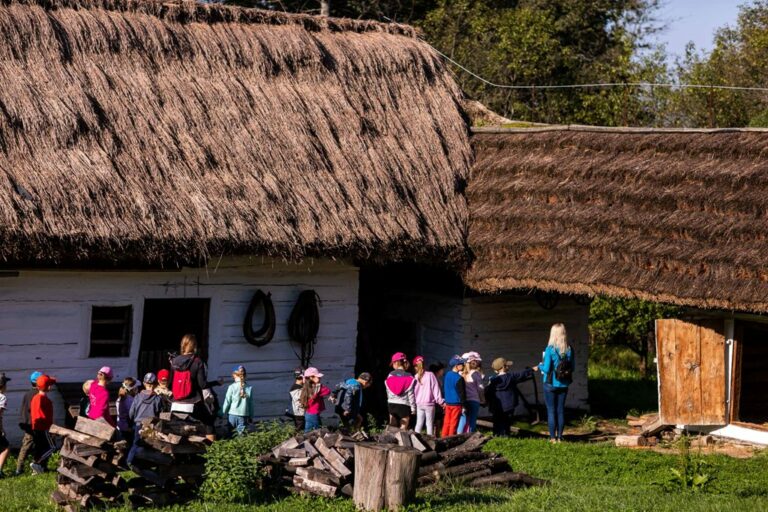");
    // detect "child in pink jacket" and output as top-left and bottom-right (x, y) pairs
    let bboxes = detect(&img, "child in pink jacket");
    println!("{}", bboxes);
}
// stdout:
(300, 367), (331, 432)
(413, 356), (445, 436)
